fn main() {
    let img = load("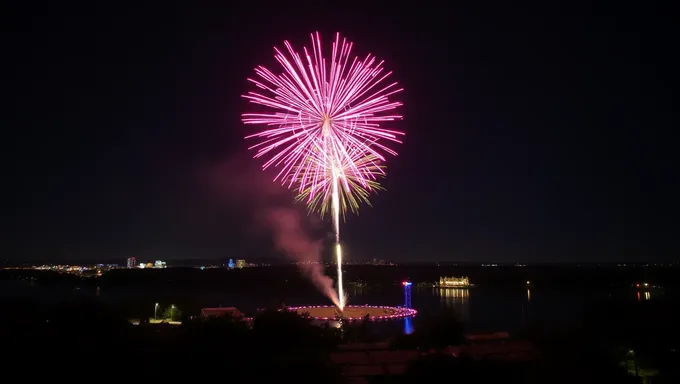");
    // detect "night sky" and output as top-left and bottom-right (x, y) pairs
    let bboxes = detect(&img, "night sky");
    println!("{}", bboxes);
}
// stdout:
(5, 2), (677, 263)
